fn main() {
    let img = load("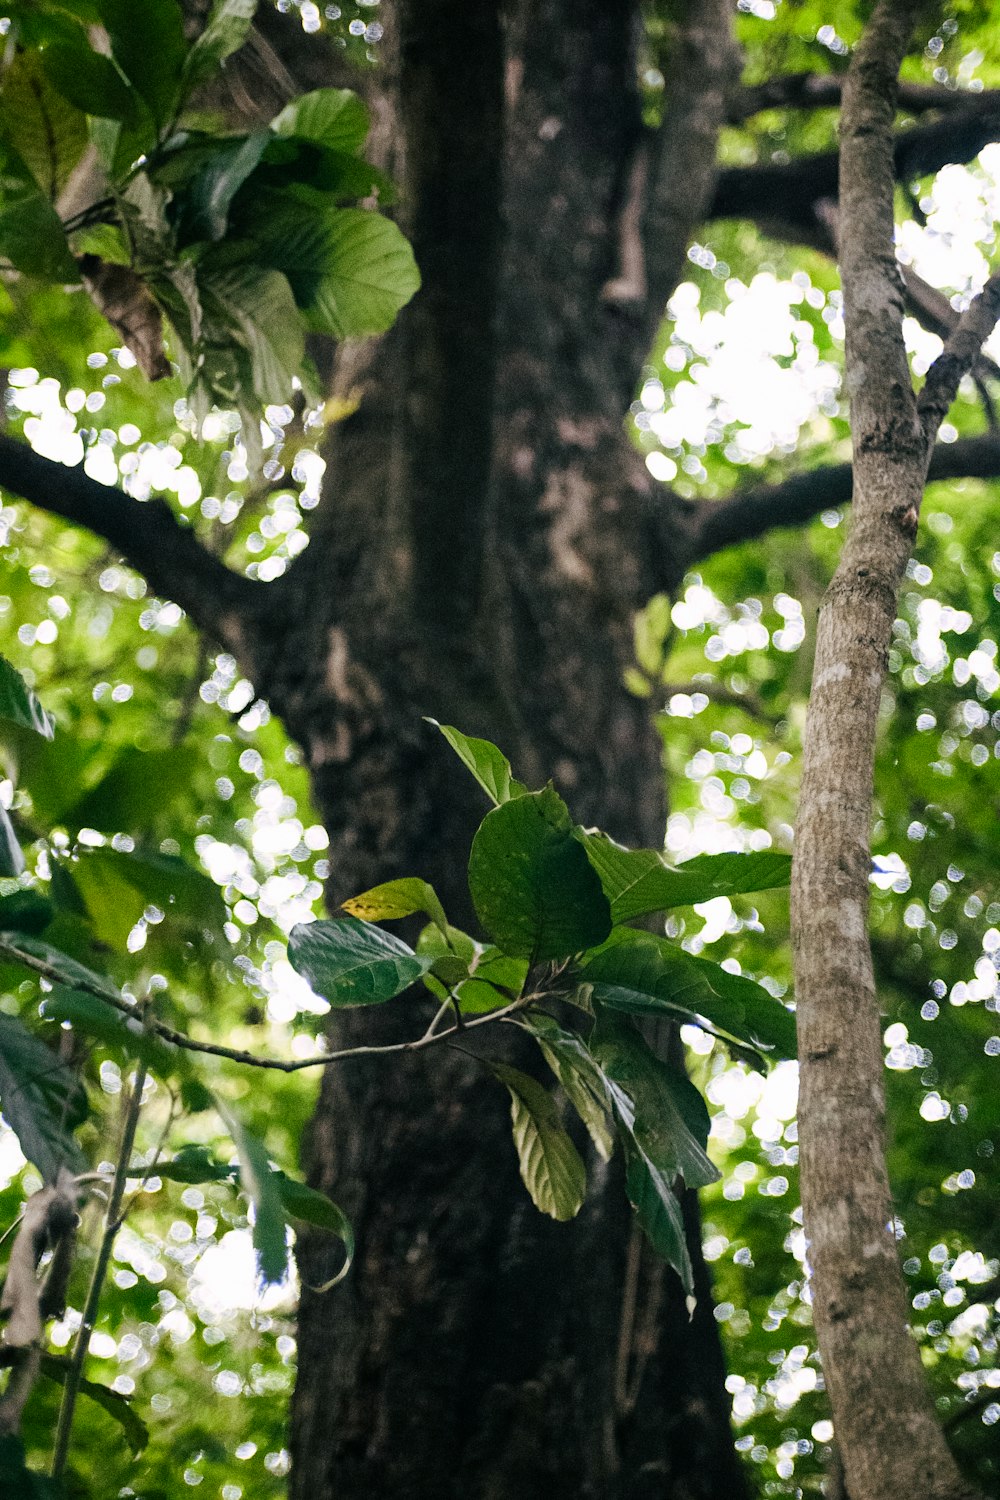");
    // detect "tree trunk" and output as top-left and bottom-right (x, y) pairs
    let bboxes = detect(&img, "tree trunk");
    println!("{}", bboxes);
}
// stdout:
(262, 2), (747, 1495)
